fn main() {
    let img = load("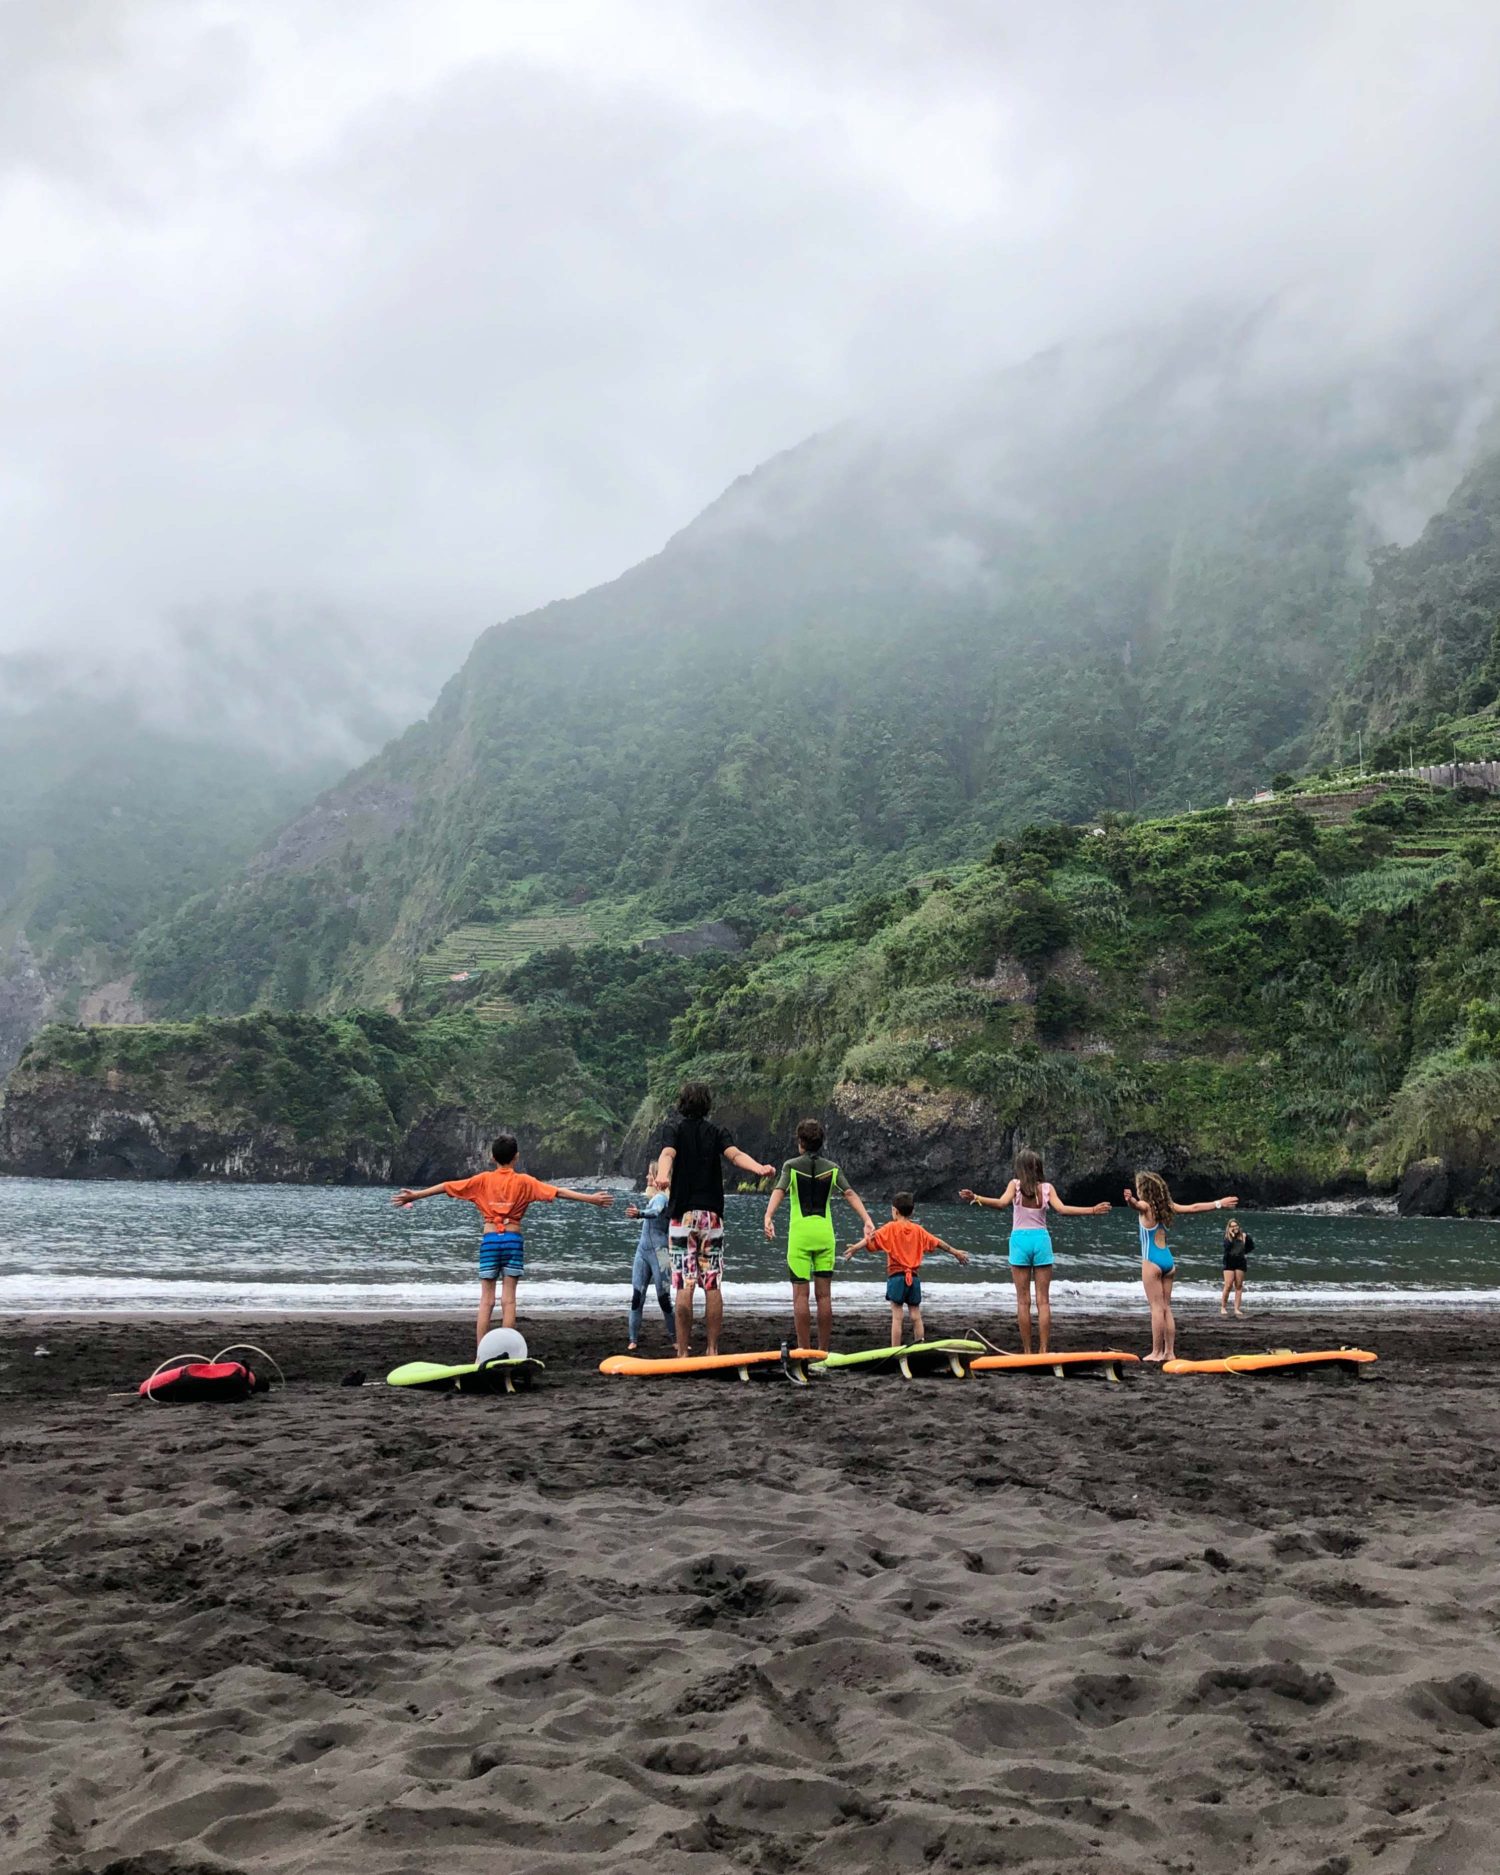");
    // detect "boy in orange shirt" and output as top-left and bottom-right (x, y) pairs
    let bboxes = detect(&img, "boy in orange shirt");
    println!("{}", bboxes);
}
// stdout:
(393, 1134), (612, 1347)
(845, 1191), (971, 1346)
